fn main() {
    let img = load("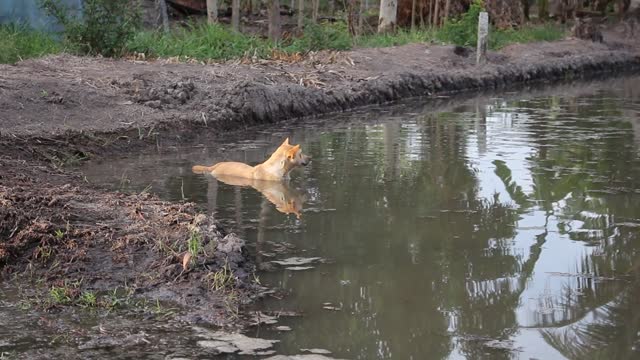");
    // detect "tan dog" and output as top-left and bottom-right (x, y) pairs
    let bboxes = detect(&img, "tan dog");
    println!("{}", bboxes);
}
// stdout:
(192, 138), (310, 181)
(212, 174), (306, 219)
